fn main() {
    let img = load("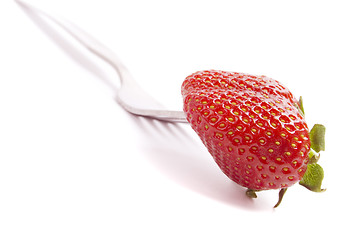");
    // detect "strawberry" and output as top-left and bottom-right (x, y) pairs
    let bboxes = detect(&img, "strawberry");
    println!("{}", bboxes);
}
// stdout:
(181, 70), (325, 207)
